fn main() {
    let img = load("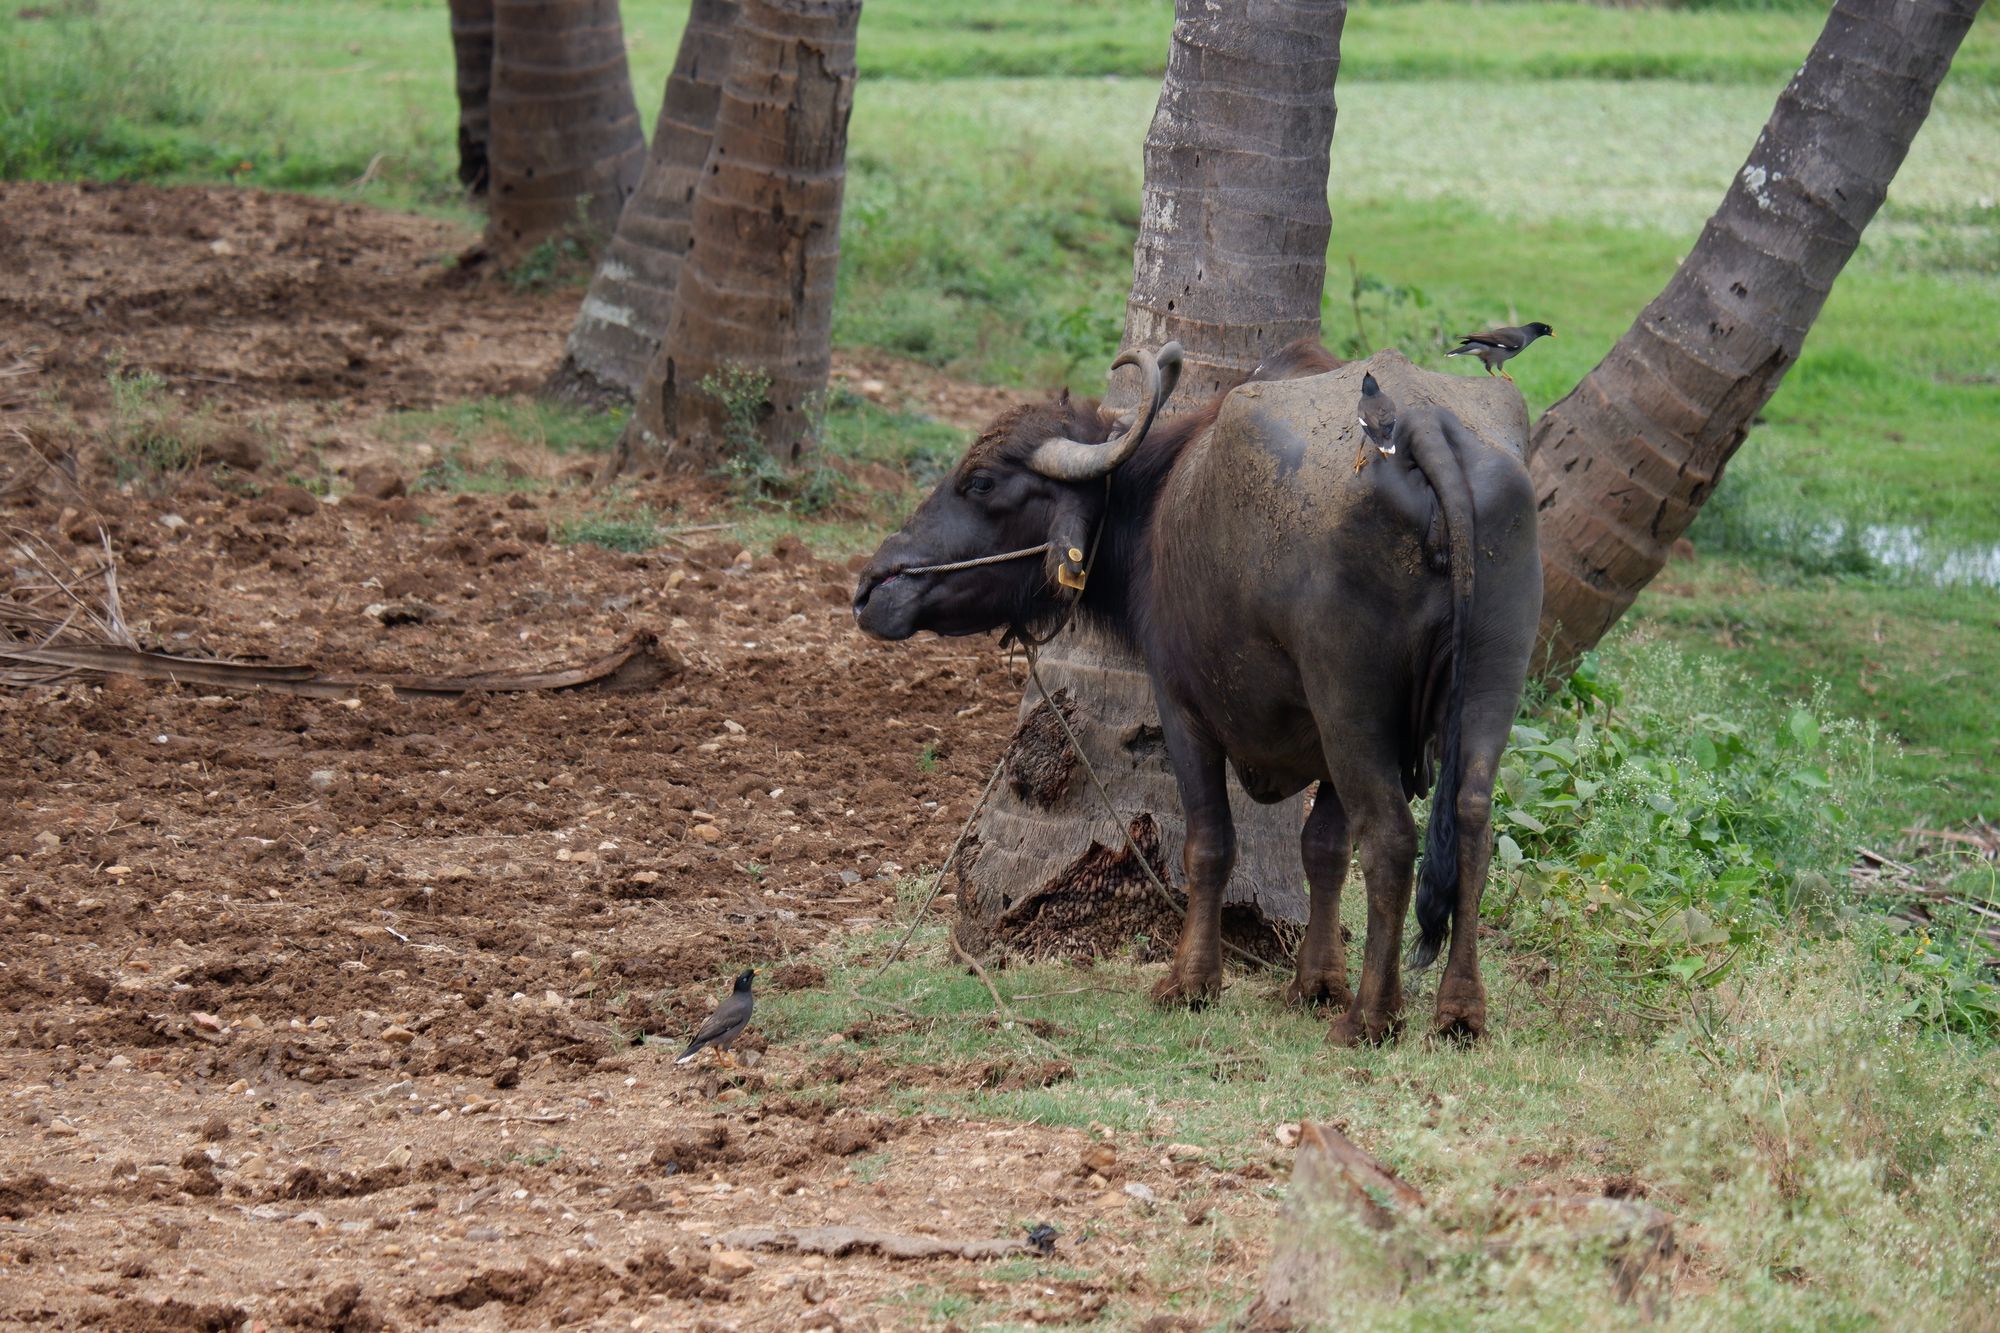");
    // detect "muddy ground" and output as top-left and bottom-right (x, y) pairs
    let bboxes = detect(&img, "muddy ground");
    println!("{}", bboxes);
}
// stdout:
(0, 183), (1263, 1330)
